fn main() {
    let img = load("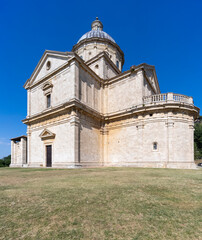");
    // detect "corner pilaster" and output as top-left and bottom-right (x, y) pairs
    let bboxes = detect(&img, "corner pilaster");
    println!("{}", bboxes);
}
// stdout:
(100, 123), (109, 166)
(70, 109), (81, 166)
